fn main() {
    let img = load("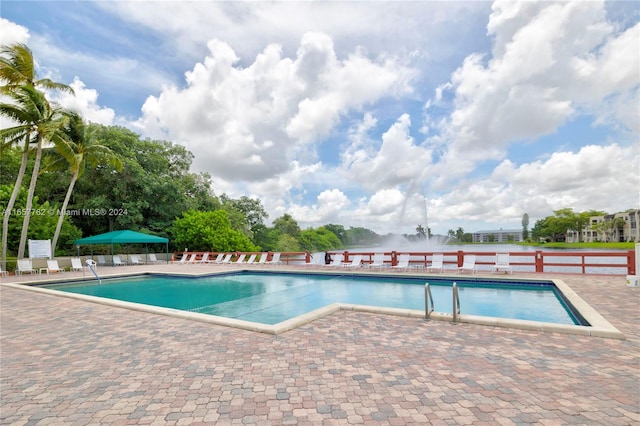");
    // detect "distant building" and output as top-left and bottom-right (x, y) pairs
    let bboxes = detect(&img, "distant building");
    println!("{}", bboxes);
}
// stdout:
(566, 209), (640, 243)
(472, 229), (523, 243)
